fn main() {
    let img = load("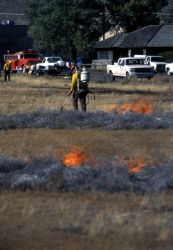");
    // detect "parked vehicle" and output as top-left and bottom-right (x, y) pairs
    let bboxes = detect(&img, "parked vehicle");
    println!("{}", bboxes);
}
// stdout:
(77, 57), (92, 68)
(35, 56), (66, 76)
(106, 57), (155, 81)
(4, 50), (41, 72)
(36, 56), (65, 71)
(134, 55), (166, 73)
(165, 62), (173, 75)
(145, 56), (167, 73)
